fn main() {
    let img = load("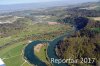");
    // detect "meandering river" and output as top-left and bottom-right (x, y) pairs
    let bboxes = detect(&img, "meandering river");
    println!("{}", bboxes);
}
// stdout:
(24, 41), (48, 66)
(24, 32), (71, 66)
